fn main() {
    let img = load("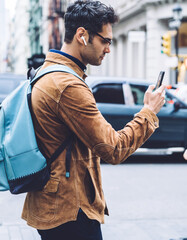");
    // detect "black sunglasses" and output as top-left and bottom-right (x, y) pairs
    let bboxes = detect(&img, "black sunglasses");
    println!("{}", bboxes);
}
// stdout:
(94, 32), (112, 45)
